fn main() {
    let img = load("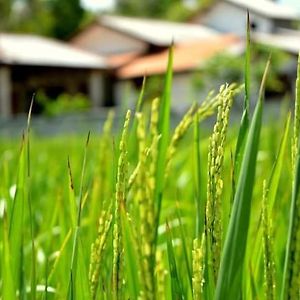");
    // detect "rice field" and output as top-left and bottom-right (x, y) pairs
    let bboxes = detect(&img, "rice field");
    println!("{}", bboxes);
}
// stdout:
(1, 35), (300, 299)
